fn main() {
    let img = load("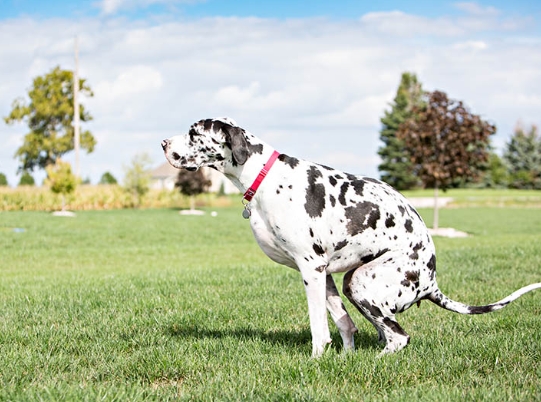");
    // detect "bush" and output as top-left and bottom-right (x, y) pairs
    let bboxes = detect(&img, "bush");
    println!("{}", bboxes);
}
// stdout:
(0, 173), (8, 186)
(0, 185), (234, 211)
